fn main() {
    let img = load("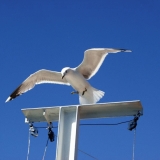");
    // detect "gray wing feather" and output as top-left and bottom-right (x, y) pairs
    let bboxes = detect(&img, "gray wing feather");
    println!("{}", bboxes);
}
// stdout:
(76, 48), (131, 79)
(5, 69), (70, 102)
